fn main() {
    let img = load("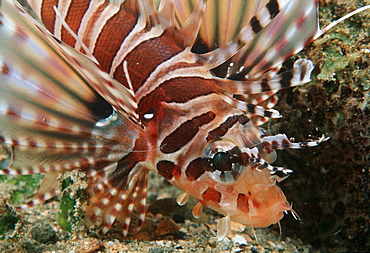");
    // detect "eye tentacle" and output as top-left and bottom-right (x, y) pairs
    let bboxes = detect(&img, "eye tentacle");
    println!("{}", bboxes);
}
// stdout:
(260, 134), (329, 153)
(242, 147), (293, 175)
